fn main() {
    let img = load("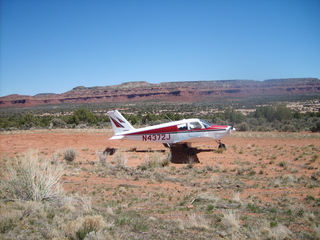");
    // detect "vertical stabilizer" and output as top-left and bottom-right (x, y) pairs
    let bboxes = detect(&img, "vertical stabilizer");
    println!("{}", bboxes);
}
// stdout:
(107, 109), (135, 134)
